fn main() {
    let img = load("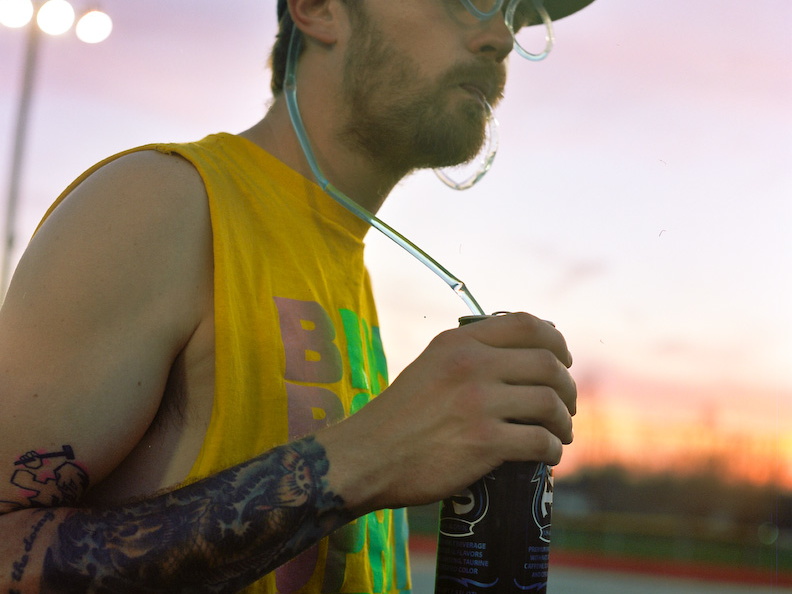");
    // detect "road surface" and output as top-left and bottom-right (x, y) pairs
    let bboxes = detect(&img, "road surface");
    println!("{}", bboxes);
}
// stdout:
(410, 552), (792, 593)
